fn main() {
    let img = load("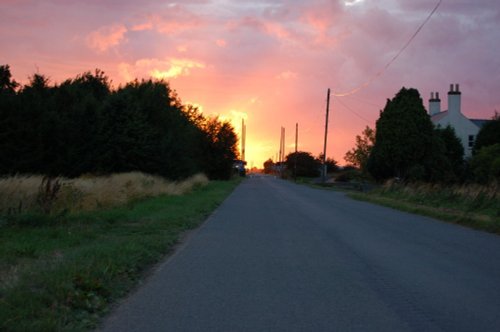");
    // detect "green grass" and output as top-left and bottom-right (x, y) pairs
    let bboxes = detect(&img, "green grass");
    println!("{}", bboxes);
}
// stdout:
(349, 182), (500, 234)
(0, 179), (241, 332)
